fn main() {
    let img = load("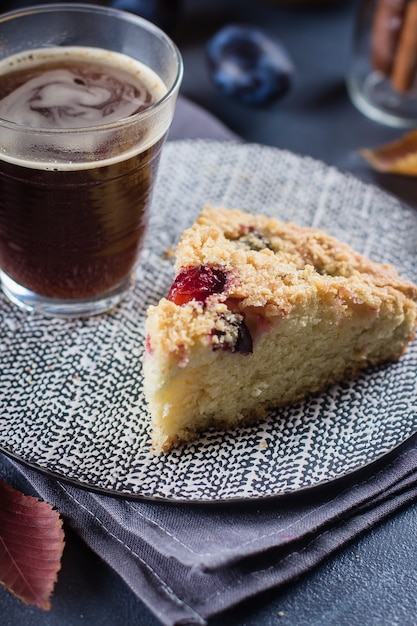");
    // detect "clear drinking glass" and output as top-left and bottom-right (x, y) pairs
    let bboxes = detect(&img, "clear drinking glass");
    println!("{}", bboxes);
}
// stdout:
(347, 0), (417, 127)
(0, 3), (183, 317)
